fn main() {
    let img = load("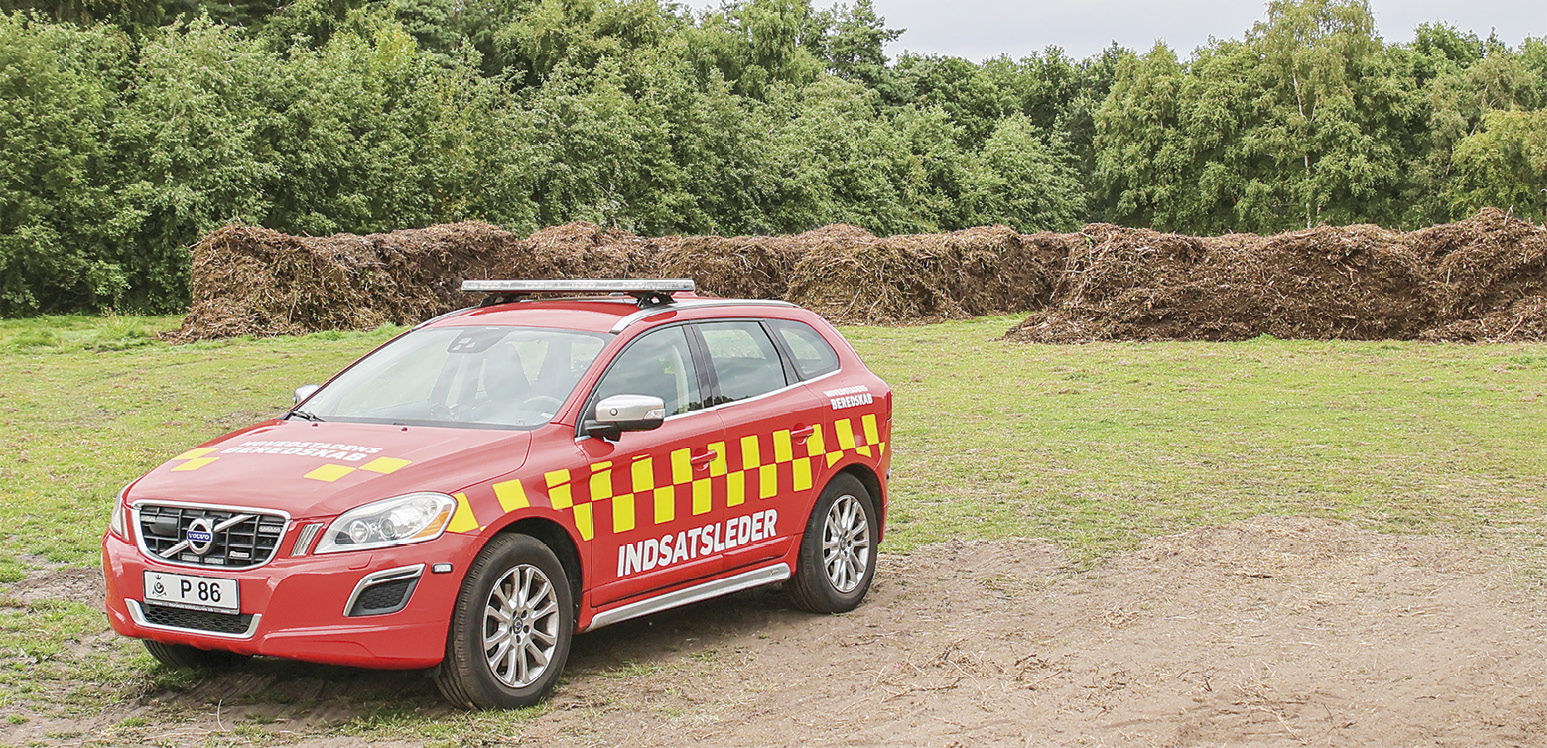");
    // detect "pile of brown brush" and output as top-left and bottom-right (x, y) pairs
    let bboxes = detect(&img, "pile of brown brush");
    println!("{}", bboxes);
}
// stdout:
(787, 226), (1072, 323)
(1009, 222), (1436, 342)
(170, 209), (1547, 344)
(170, 221), (648, 341)
(1415, 208), (1547, 342)
(171, 220), (1074, 339)
(171, 222), (517, 341)
(1009, 209), (1547, 343)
